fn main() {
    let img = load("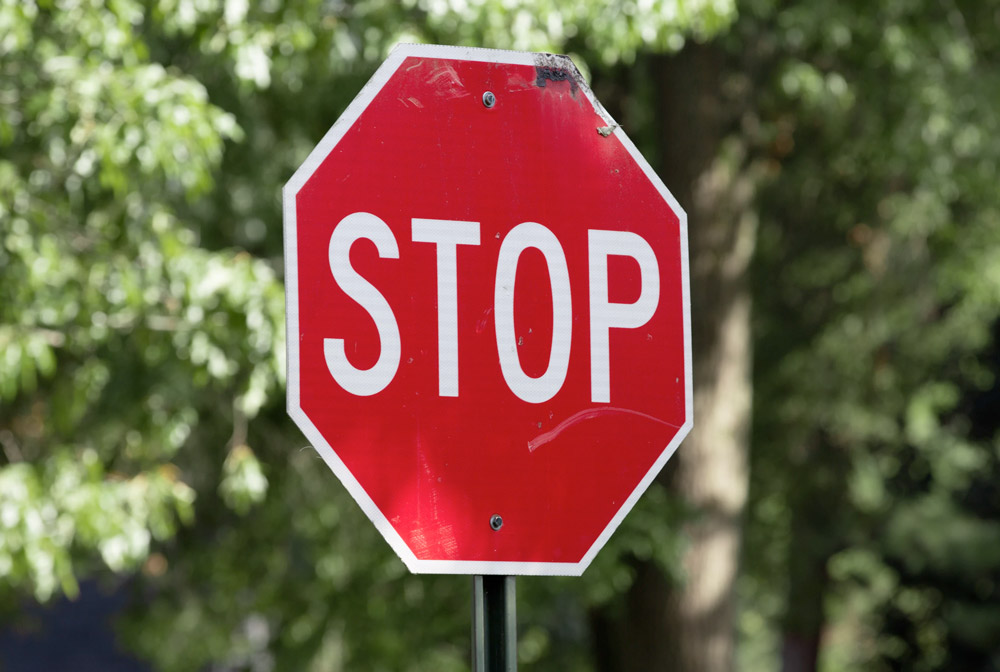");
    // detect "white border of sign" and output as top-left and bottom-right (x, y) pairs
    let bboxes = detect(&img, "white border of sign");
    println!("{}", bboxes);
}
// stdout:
(283, 43), (693, 576)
